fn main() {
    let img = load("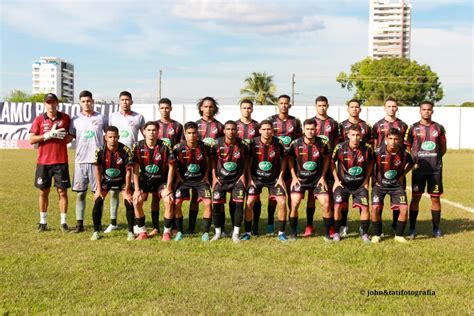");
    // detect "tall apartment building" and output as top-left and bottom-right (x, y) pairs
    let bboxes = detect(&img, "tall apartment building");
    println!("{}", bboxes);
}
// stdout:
(32, 57), (74, 103)
(368, 0), (412, 59)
